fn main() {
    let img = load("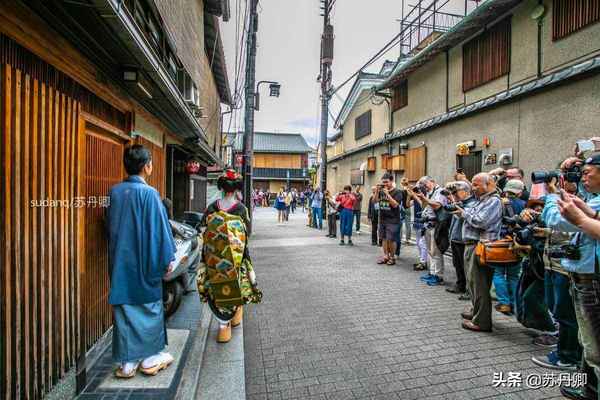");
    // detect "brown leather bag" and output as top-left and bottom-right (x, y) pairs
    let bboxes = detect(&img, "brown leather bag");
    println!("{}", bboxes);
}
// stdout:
(475, 237), (520, 266)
